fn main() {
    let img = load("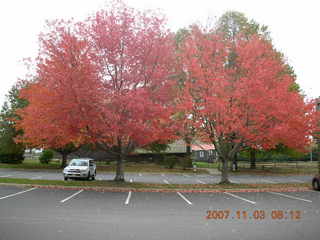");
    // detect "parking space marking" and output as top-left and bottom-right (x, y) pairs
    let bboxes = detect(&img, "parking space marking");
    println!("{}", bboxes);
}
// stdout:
(0, 175), (12, 177)
(196, 179), (206, 184)
(224, 192), (256, 204)
(130, 178), (133, 183)
(230, 180), (240, 183)
(163, 179), (170, 184)
(60, 190), (84, 203)
(268, 192), (312, 203)
(31, 176), (43, 180)
(177, 192), (192, 205)
(125, 191), (132, 205)
(262, 180), (277, 183)
(138, 173), (142, 177)
(291, 179), (304, 183)
(0, 187), (37, 200)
